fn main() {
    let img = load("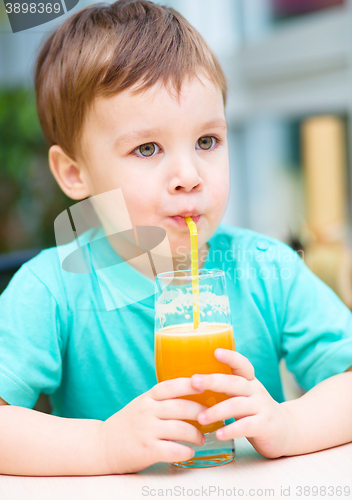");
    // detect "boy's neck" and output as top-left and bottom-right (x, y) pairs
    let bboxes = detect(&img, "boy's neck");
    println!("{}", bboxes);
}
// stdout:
(105, 231), (209, 281)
